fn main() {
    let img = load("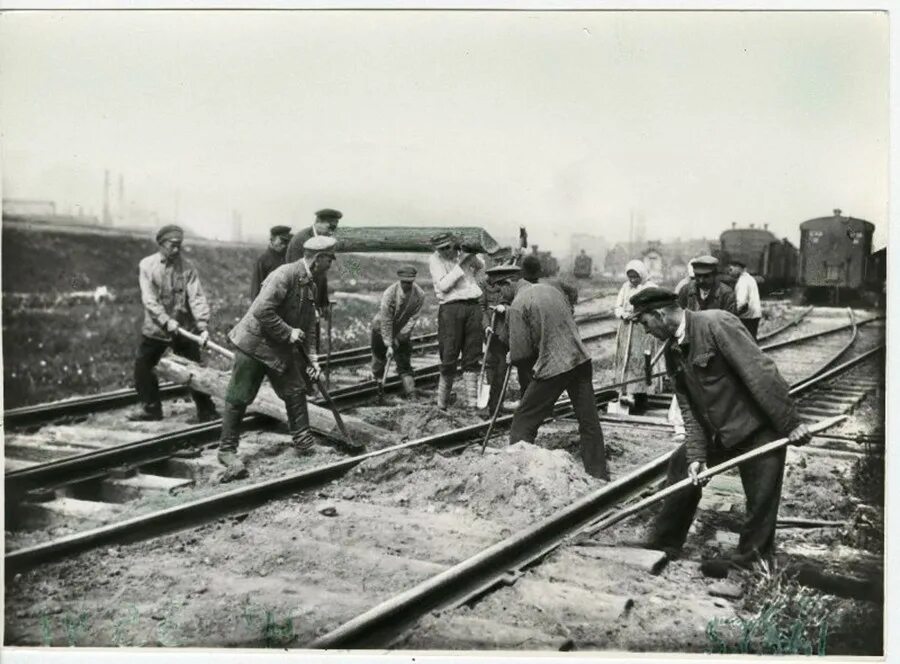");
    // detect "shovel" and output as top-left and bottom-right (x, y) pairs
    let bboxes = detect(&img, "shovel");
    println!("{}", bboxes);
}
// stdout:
(476, 310), (498, 410)
(378, 351), (394, 404)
